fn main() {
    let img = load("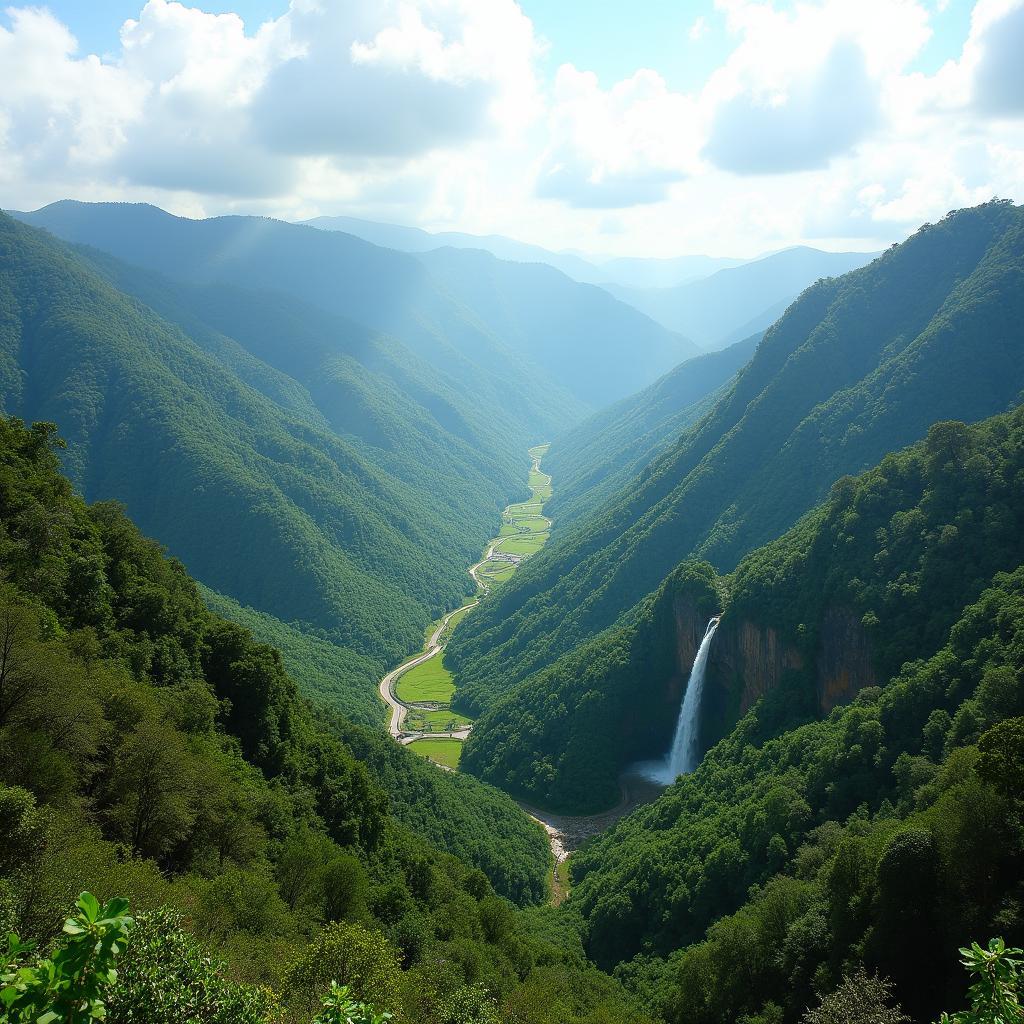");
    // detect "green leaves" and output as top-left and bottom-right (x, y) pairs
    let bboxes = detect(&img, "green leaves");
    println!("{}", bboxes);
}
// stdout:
(1, 892), (133, 1024)
(938, 938), (1024, 1024)
(311, 981), (393, 1024)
